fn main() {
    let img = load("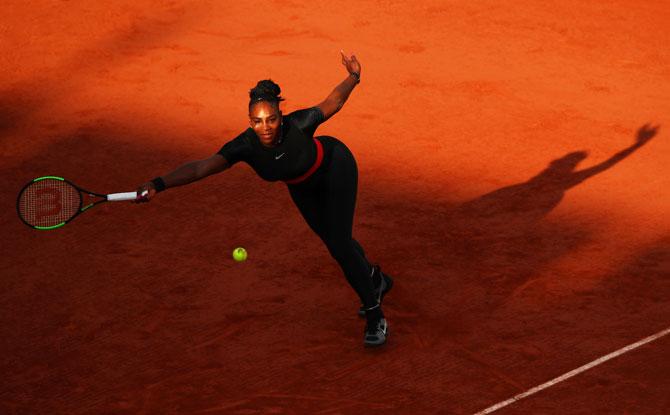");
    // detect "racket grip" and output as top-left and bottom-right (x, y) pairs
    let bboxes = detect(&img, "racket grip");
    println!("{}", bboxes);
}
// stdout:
(107, 192), (140, 201)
